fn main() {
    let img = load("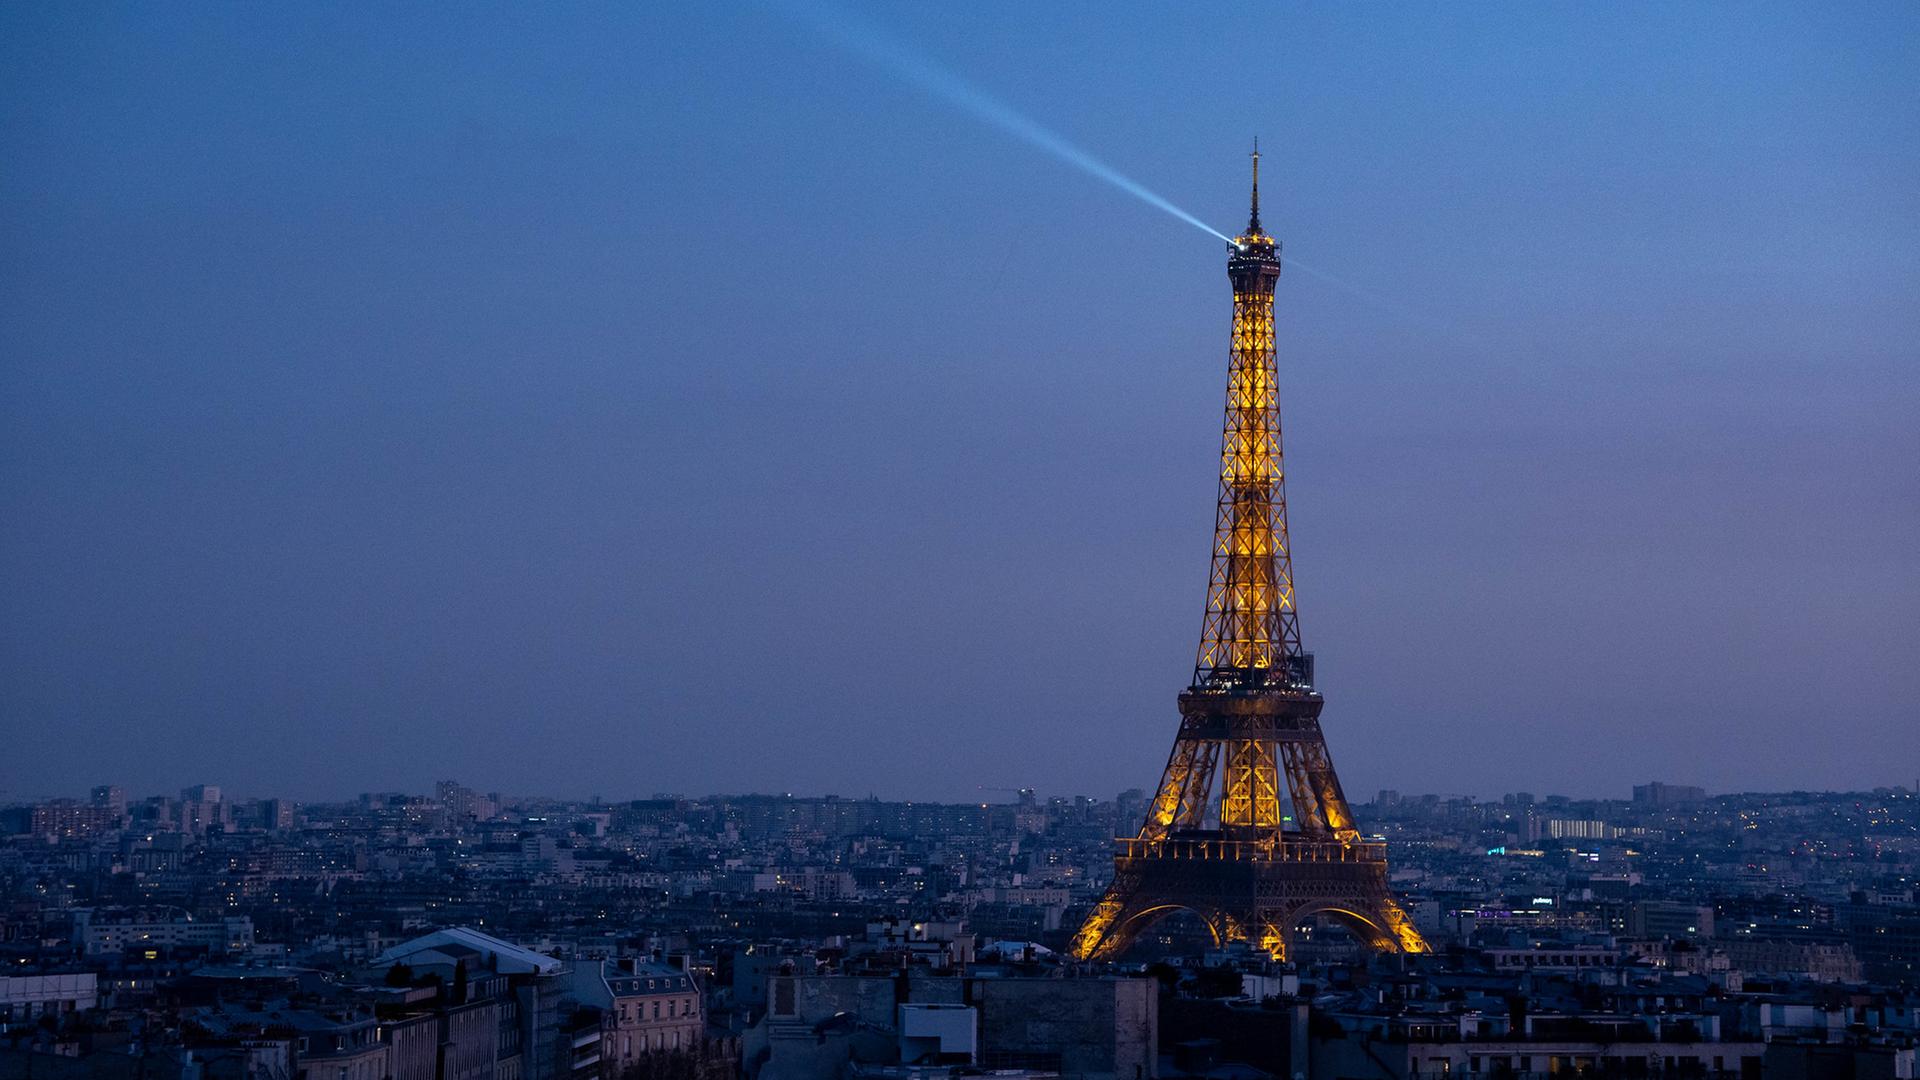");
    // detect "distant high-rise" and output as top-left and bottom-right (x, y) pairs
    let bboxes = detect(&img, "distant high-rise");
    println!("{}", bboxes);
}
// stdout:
(90, 785), (126, 814)
(1633, 782), (1707, 806)
(30, 799), (119, 840)
(180, 784), (222, 804)
(178, 784), (226, 835)
(437, 779), (495, 823)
